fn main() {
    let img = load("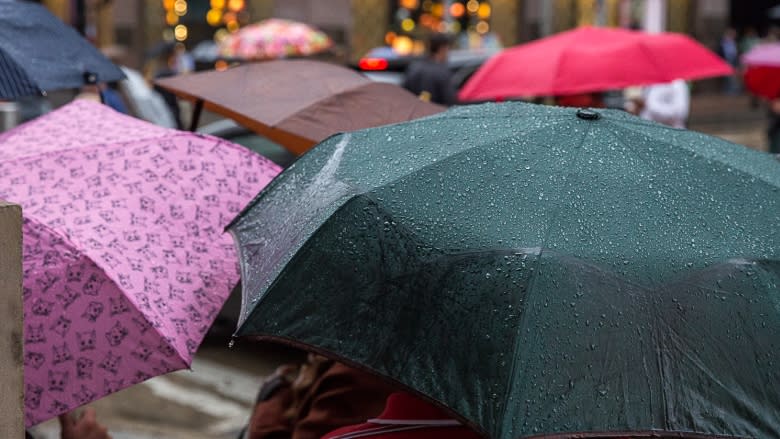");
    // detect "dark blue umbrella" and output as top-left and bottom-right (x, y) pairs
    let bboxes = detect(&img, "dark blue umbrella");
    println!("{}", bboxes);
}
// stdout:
(0, 0), (125, 99)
